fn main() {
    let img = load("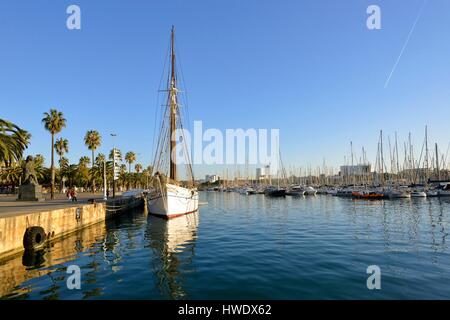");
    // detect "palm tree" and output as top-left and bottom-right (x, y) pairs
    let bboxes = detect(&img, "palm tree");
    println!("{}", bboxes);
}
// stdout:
(59, 156), (69, 173)
(95, 153), (106, 166)
(77, 156), (91, 190)
(64, 164), (78, 188)
(54, 138), (69, 160)
(79, 156), (90, 167)
(135, 163), (142, 173)
(84, 130), (101, 192)
(119, 164), (127, 190)
(54, 138), (69, 192)
(134, 163), (143, 189)
(125, 151), (136, 173)
(34, 154), (46, 182)
(0, 163), (22, 187)
(0, 119), (30, 167)
(42, 109), (66, 199)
